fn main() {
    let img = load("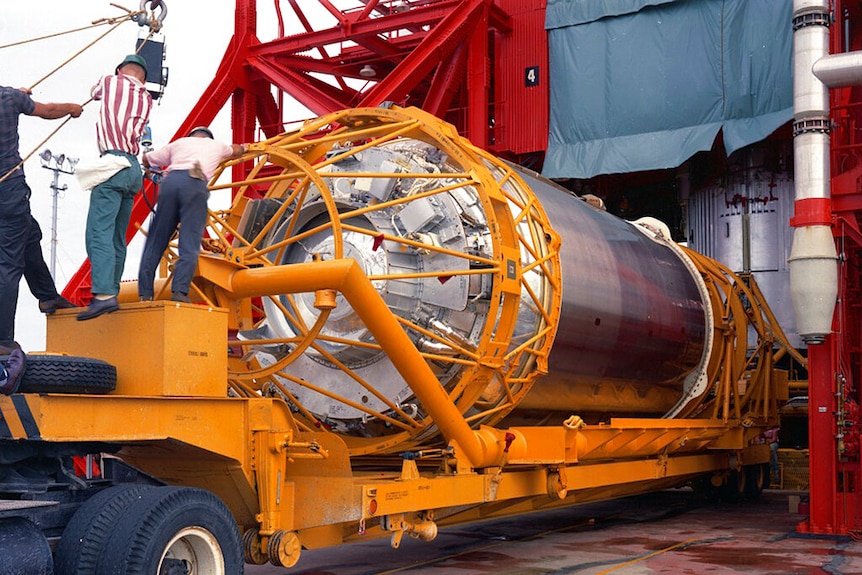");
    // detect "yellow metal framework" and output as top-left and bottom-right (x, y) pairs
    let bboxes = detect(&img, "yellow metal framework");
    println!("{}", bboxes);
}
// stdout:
(149, 106), (563, 459)
(679, 248), (804, 423)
